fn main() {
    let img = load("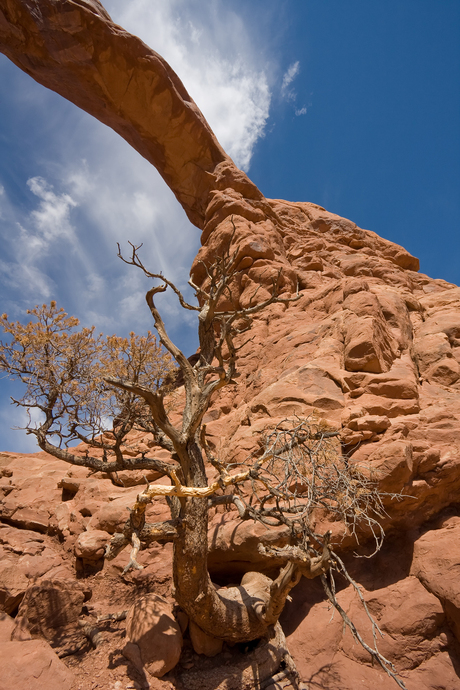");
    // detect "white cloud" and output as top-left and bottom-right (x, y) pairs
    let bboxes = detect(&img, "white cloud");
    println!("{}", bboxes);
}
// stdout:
(1, 0), (274, 320)
(0, 176), (83, 307)
(27, 176), (77, 244)
(0, 0), (280, 450)
(281, 61), (300, 99)
(0, 257), (54, 300)
(0, 380), (44, 453)
(105, 0), (270, 170)
(0, 418), (39, 454)
(280, 61), (309, 117)
(62, 139), (199, 293)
